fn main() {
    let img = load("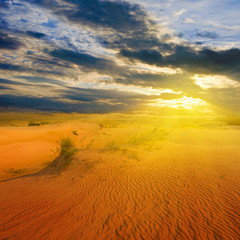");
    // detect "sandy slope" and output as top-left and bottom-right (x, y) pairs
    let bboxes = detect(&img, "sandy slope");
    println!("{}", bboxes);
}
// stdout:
(0, 126), (240, 239)
(0, 122), (98, 170)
